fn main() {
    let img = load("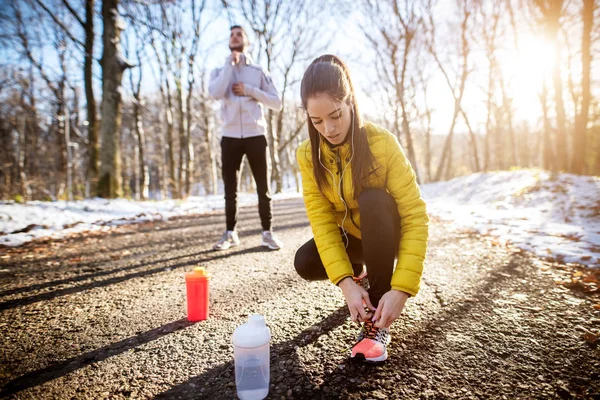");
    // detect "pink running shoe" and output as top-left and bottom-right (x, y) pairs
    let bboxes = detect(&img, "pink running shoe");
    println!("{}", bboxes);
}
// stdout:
(351, 319), (391, 362)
